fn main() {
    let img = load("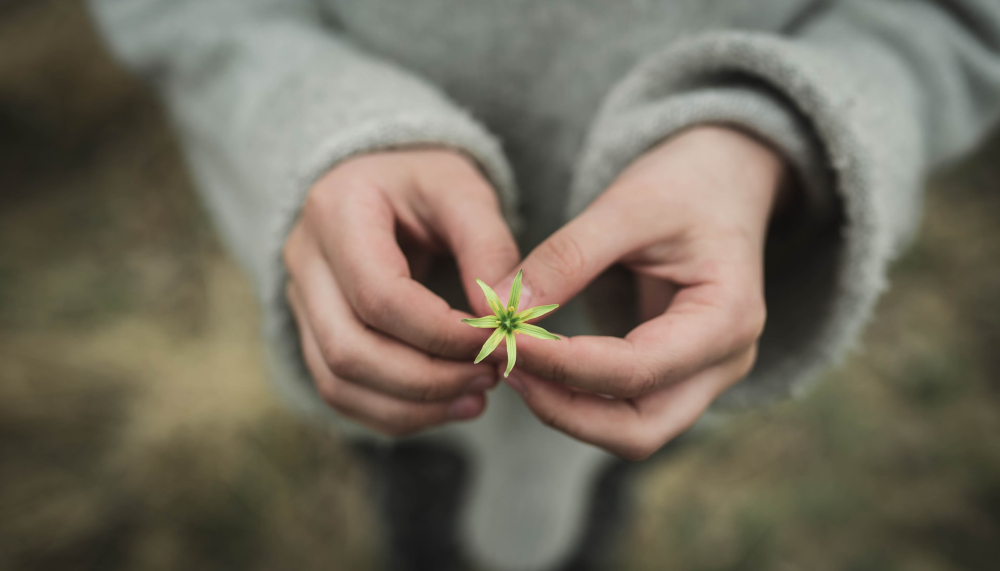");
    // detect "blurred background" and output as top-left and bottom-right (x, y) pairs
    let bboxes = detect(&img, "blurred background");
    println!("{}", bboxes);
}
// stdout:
(2, 2), (999, 570)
